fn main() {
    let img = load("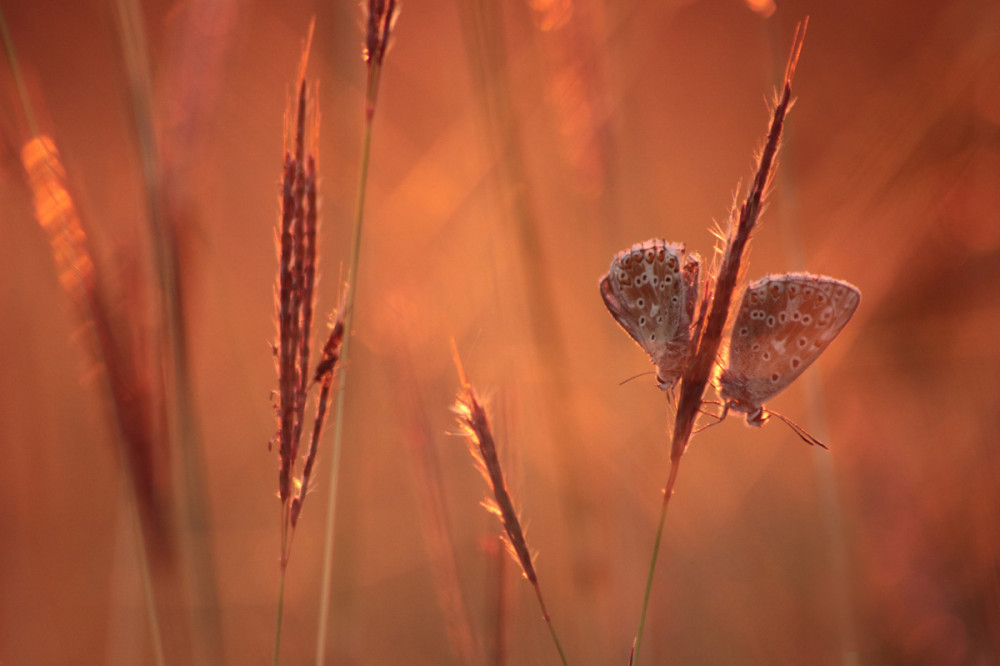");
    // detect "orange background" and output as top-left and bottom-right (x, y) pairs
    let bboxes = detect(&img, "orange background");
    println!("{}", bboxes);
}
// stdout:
(1, 0), (998, 663)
